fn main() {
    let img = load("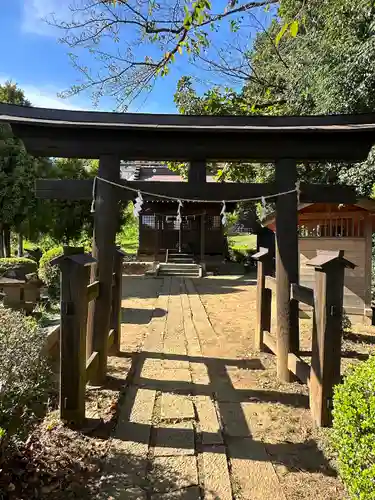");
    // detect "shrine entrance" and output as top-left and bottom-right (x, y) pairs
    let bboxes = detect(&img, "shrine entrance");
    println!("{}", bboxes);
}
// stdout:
(161, 215), (195, 254)
(1, 103), (375, 427)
